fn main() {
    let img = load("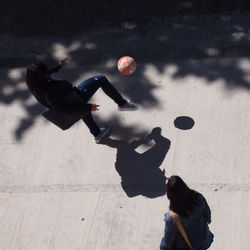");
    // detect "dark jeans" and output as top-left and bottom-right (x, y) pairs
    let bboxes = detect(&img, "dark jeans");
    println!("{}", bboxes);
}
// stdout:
(77, 75), (126, 136)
